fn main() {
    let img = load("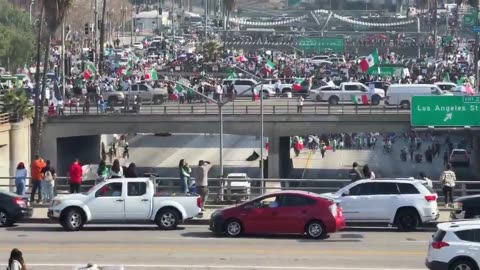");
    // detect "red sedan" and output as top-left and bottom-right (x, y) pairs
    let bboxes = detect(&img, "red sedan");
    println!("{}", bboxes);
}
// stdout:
(209, 190), (345, 239)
